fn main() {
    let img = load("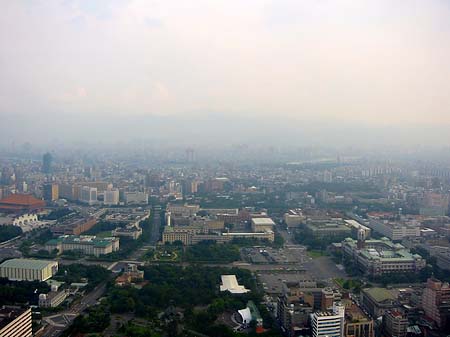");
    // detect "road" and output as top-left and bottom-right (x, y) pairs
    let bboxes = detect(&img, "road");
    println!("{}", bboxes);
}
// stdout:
(42, 282), (108, 337)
